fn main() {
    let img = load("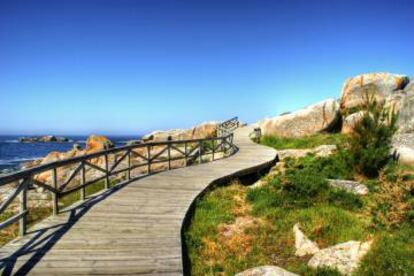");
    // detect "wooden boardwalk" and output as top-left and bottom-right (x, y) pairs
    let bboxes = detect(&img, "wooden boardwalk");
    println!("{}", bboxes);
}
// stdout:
(0, 125), (277, 275)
